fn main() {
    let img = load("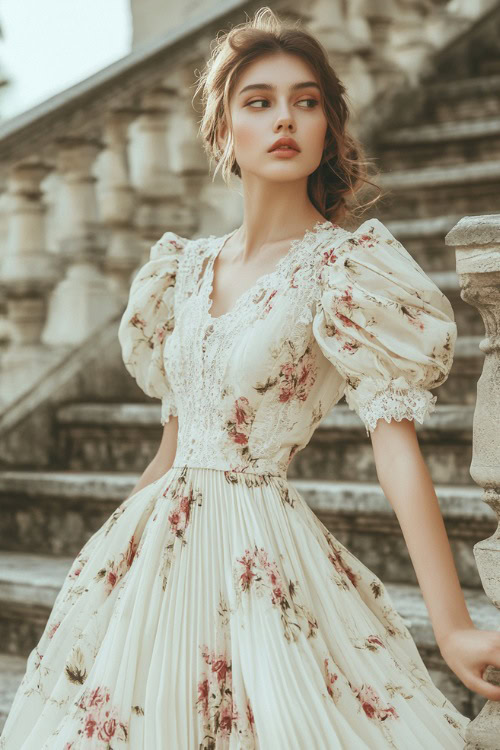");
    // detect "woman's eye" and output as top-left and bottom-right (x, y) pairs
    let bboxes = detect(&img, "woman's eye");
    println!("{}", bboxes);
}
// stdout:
(247, 99), (270, 108)
(246, 98), (319, 109)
